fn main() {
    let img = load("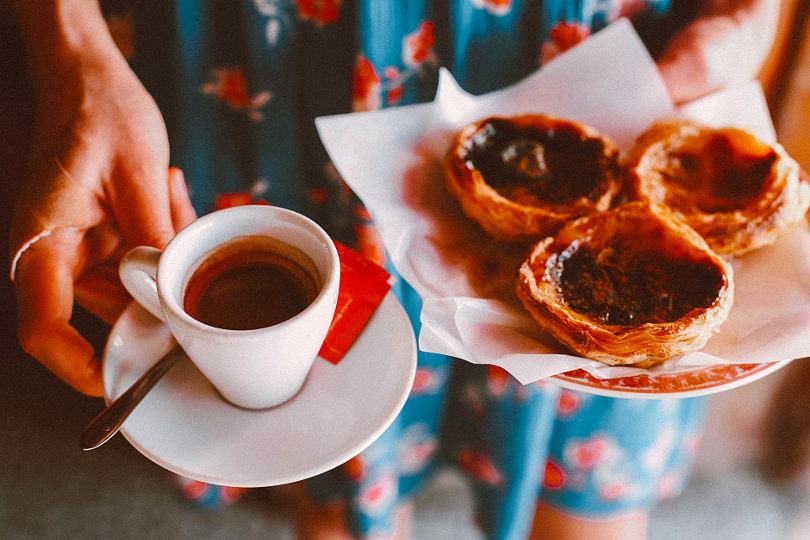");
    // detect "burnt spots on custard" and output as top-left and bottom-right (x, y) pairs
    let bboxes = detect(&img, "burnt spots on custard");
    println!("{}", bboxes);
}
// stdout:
(463, 118), (618, 206)
(546, 235), (726, 326)
(665, 131), (778, 214)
